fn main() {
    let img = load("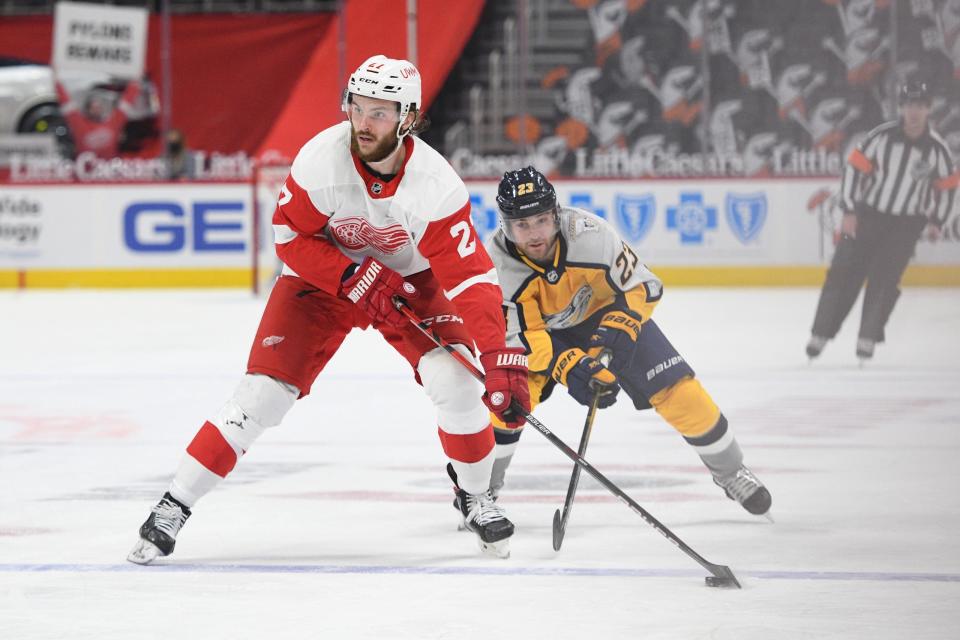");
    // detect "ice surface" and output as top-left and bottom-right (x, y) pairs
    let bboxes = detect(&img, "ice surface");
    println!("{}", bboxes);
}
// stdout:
(1, 287), (958, 639)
